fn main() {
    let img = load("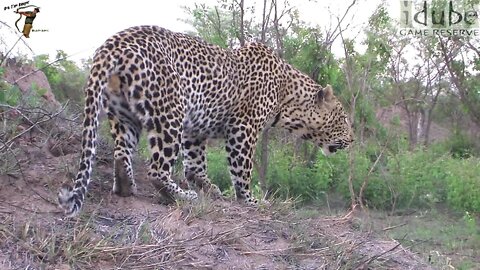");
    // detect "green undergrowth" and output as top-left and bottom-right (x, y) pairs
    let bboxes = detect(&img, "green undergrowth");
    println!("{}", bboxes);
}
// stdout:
(94, 127), (480, 214)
